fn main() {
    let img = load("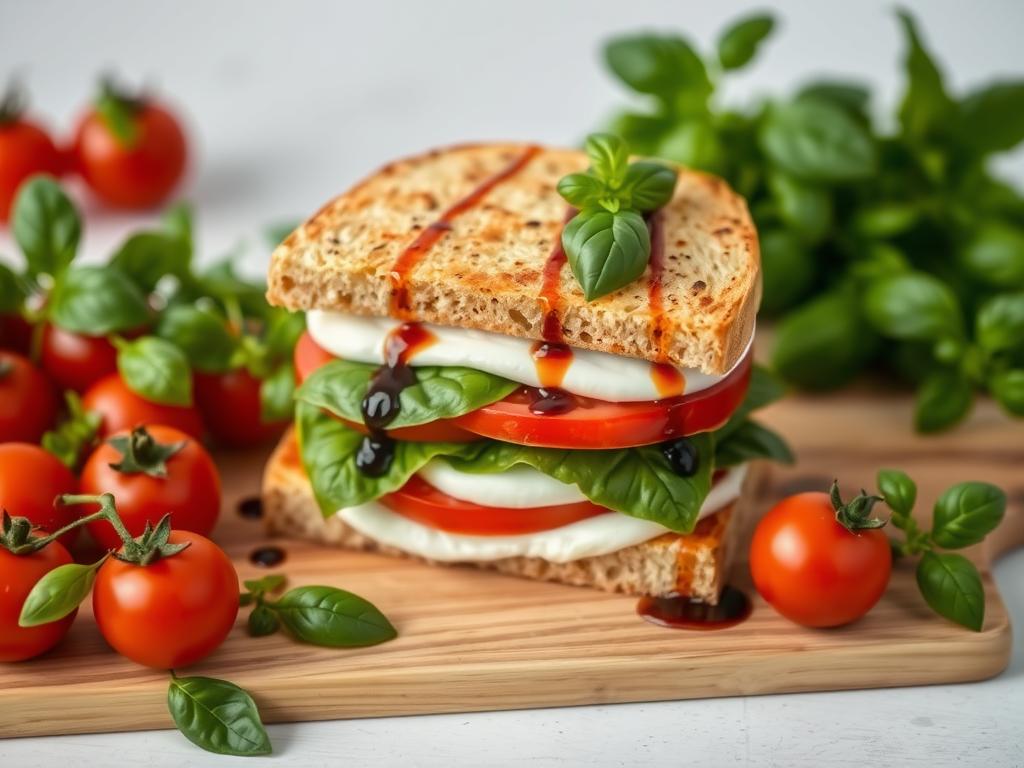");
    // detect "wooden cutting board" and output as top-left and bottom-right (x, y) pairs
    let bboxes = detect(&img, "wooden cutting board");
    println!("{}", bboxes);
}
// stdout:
(1, 388), (1020, 738)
